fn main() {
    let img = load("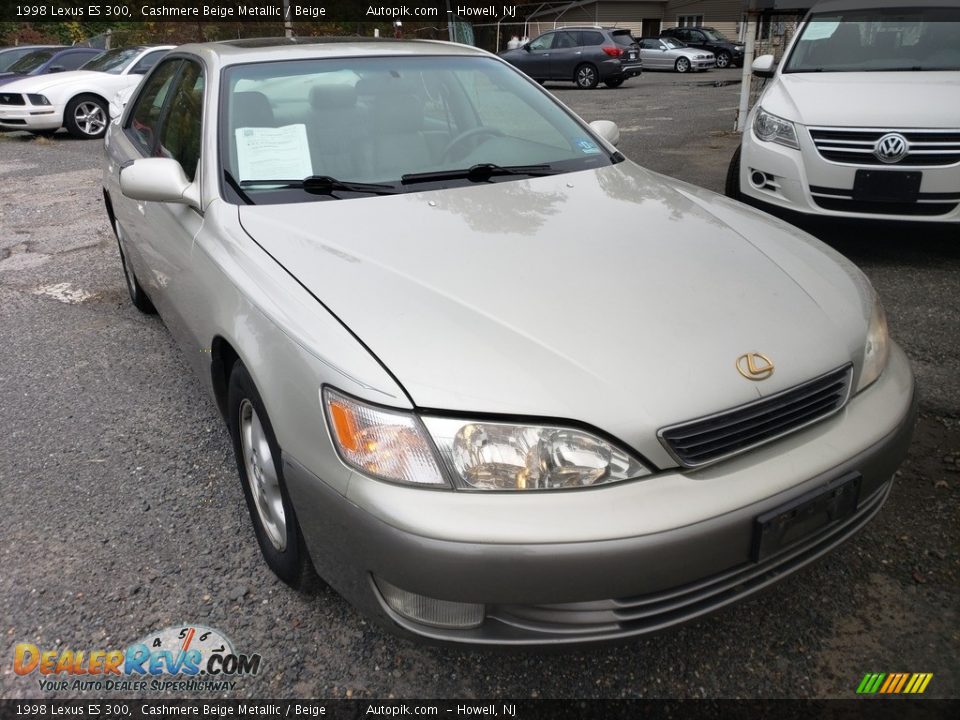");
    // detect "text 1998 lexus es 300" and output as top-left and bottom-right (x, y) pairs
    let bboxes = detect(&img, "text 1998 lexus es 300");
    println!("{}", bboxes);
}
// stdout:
(101, 37), (916, 646)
